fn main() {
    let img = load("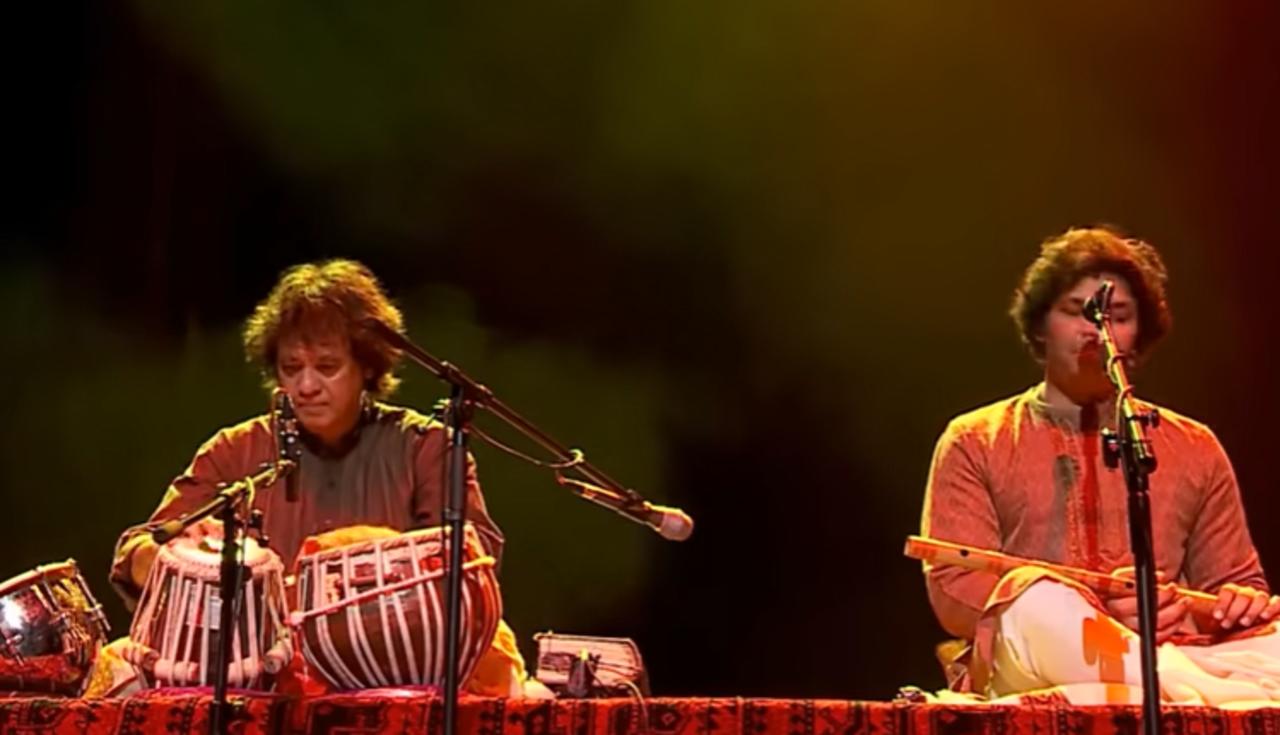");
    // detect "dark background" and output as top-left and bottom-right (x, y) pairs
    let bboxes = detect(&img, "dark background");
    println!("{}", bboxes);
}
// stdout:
(4, 2), (1280, 698)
